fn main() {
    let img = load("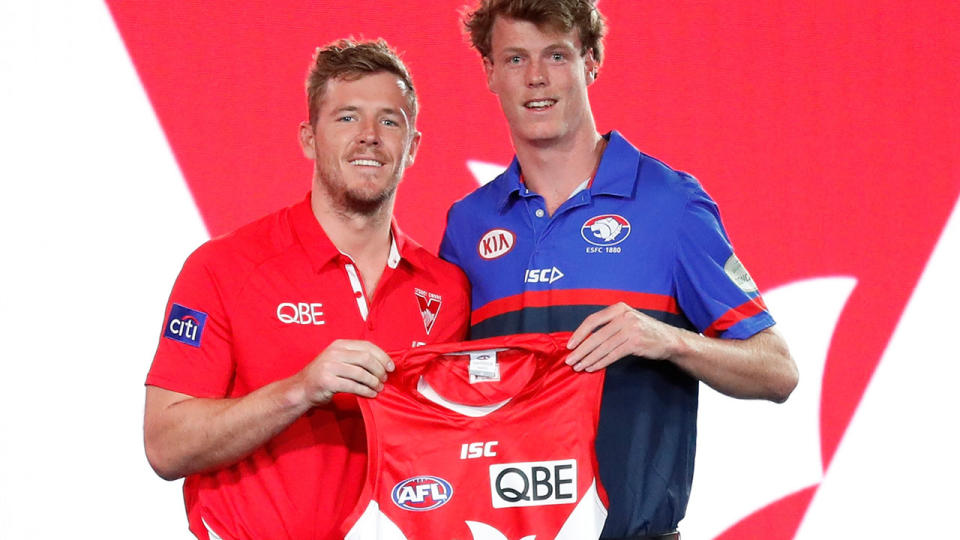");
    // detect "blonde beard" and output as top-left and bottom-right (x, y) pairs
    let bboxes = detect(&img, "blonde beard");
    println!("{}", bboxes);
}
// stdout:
(315, 163), (400, 217)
